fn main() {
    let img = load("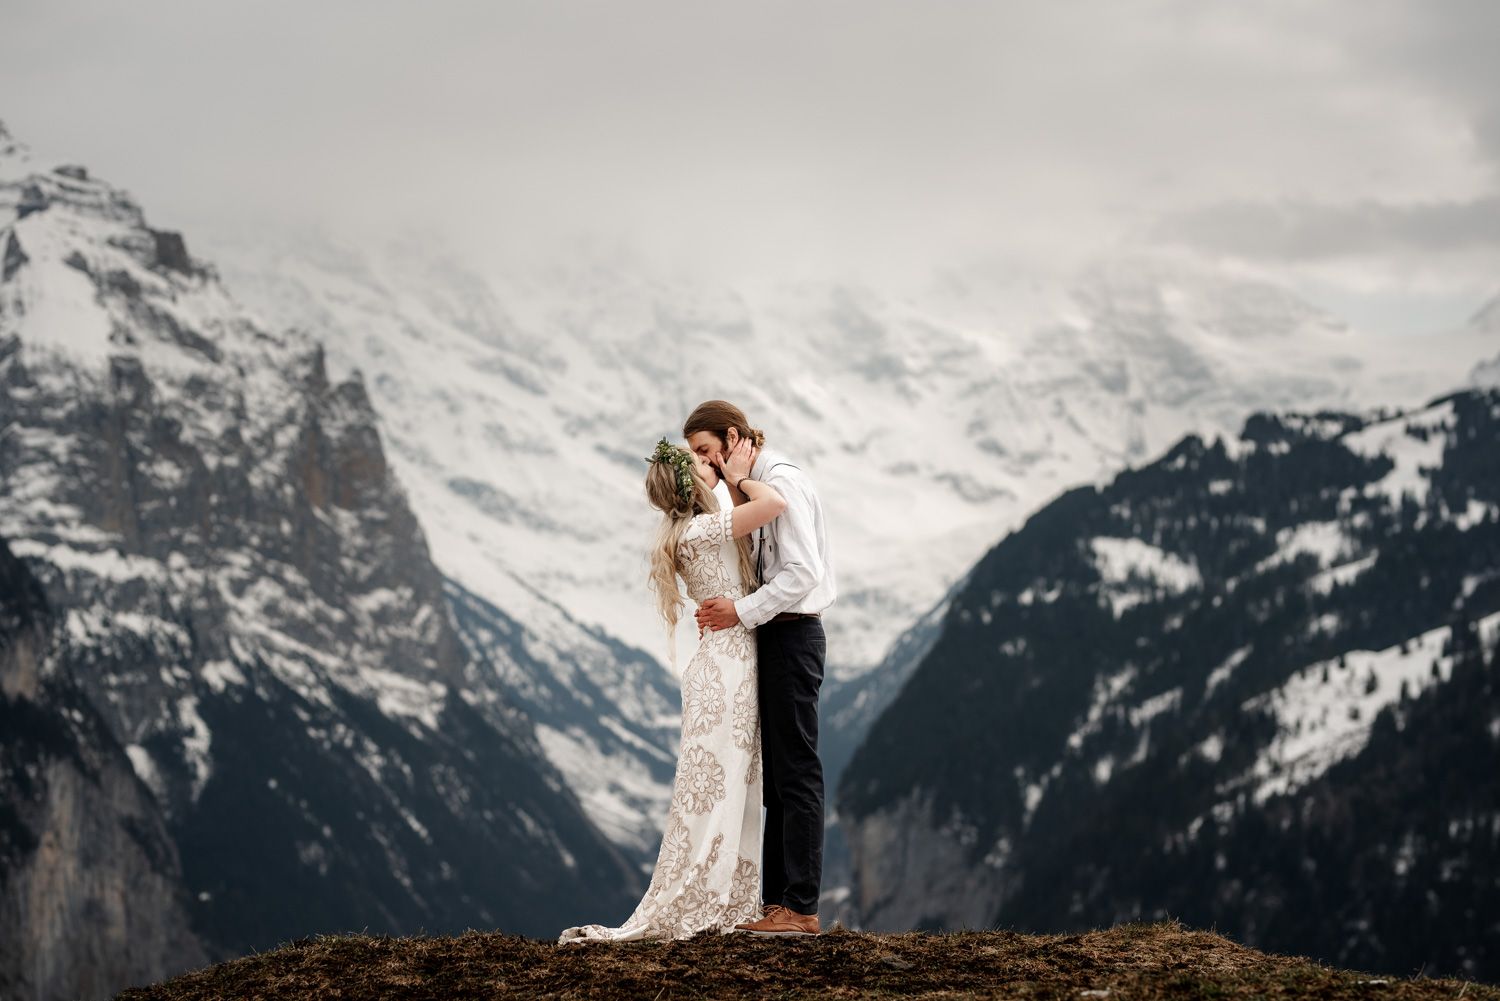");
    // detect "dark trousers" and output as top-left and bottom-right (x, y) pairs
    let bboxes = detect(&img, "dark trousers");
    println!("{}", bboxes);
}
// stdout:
(756, 616), (826, 915)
